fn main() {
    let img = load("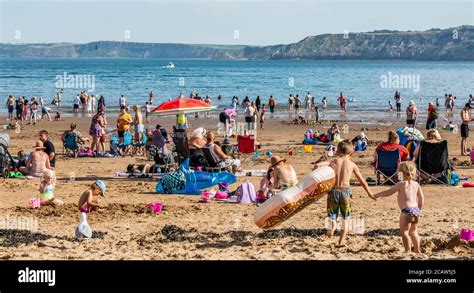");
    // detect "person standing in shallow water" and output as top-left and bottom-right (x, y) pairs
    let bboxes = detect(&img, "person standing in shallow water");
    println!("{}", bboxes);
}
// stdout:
(394, 91), (402, 112)
(255, 96), (261, 112)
